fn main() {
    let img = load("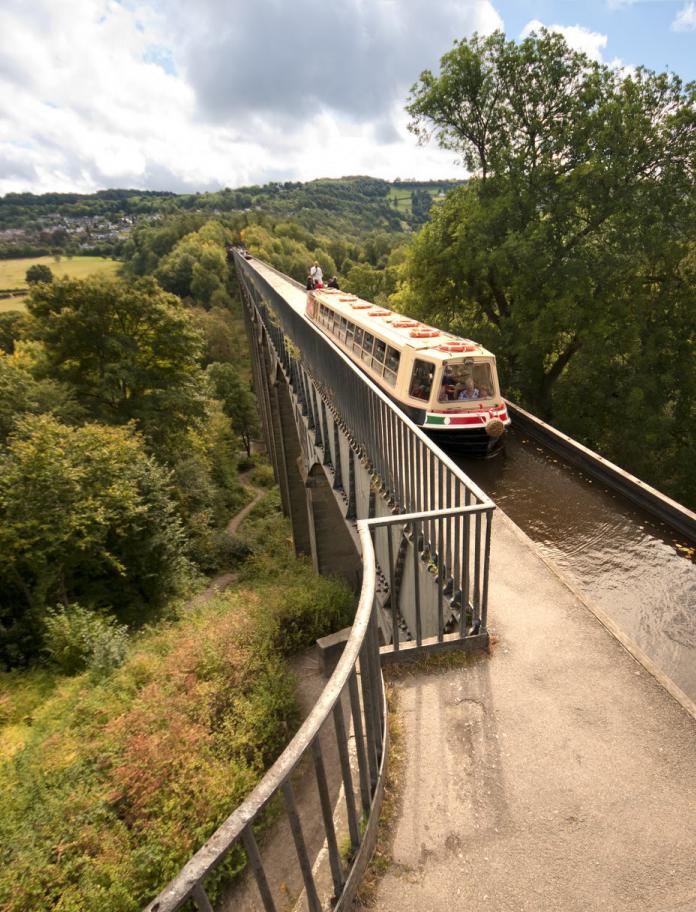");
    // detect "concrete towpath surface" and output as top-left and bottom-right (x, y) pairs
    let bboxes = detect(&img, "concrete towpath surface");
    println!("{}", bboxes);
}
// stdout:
(372, 510), (696, 912)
